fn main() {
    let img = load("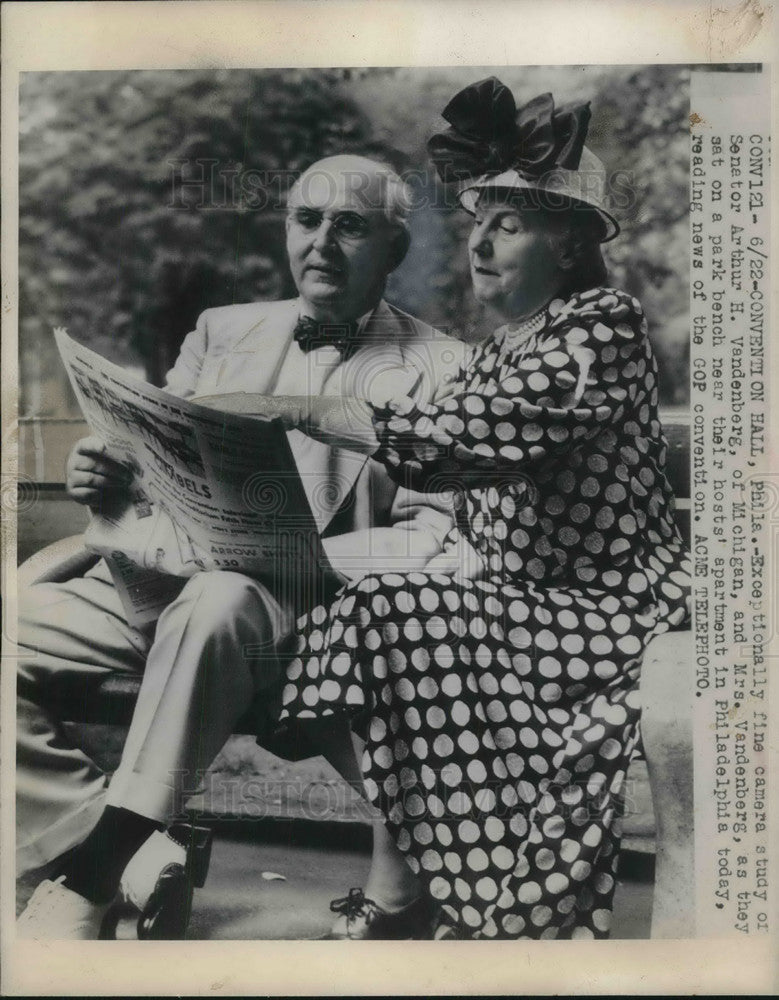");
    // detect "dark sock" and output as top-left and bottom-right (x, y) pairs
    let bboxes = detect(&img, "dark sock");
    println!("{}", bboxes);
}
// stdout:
(57, 806), (162, 904)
